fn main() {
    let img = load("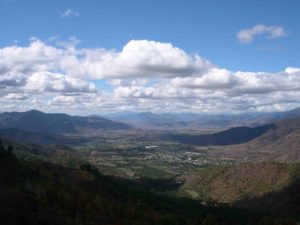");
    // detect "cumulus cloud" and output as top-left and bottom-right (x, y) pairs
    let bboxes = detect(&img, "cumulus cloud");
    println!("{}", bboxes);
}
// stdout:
(0, 39), (63, 86)
(237, 24), (287, 43)
(48, 95), (83, 107)
(61, 40), (212, 79)
(110, 66), (300, 112)
(171, 68), (238, 89)
(1, 38), (300, 113)
(25, 72), (96, 93)
(103, 40), (211, 78)
(61, 9), (79, 18)
(3, 93), (28, 100)
(0, 39), (211, 80)
(121, 68), (300, 99)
